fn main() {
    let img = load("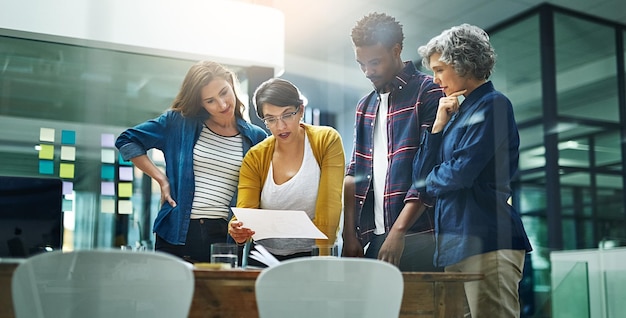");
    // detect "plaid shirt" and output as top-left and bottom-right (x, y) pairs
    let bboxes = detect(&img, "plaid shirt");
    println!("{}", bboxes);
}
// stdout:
(346, 61), (442, 245)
